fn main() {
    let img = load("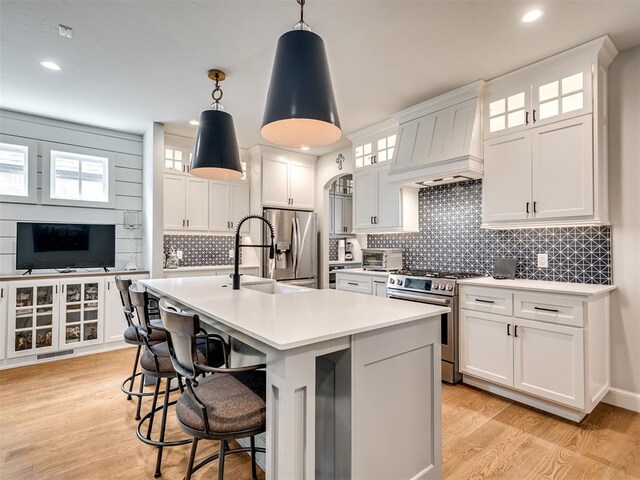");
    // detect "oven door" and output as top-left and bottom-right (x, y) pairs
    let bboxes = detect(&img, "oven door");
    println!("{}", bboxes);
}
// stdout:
(387, 290), (455, 364)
